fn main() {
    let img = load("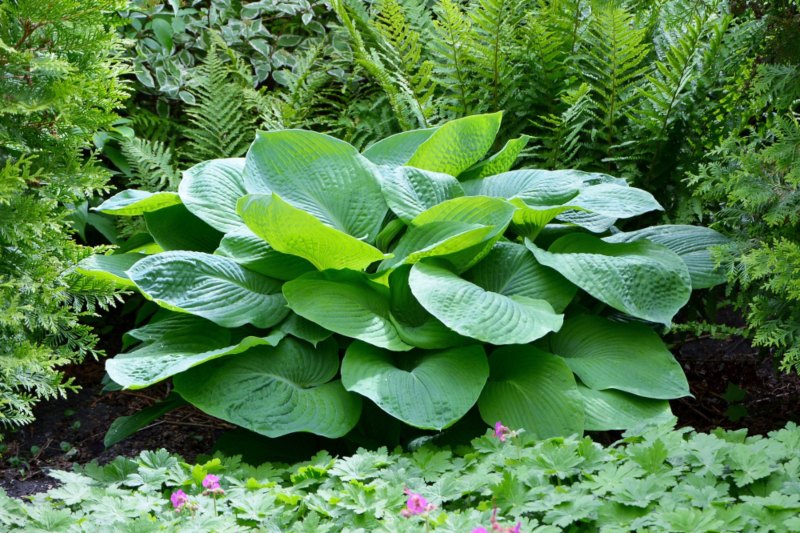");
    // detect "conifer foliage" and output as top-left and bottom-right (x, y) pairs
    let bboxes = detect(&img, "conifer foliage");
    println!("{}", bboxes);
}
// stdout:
(0, 0), (128, 428)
